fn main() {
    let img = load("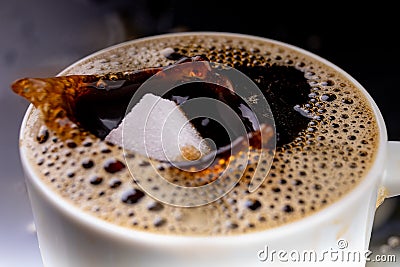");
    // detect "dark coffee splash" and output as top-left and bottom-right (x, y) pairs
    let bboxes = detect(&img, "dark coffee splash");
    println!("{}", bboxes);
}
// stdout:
(74, 62), (311, 147)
